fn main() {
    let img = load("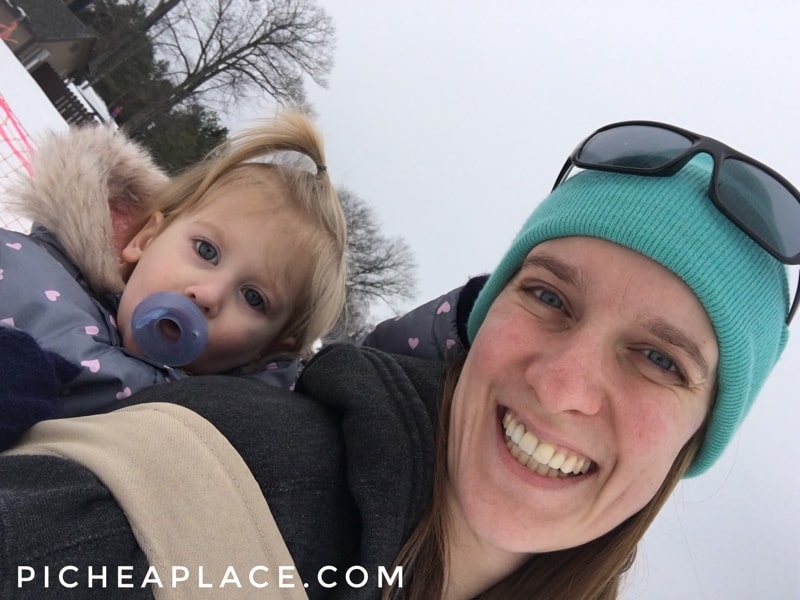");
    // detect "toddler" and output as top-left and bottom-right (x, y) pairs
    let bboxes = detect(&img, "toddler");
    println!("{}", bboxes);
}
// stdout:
(0, 112), (346, 419)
